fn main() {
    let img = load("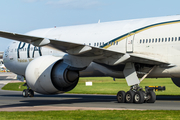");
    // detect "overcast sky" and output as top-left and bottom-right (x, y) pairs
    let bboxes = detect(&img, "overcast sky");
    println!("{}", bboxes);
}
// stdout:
(0, 0), (180, 51)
